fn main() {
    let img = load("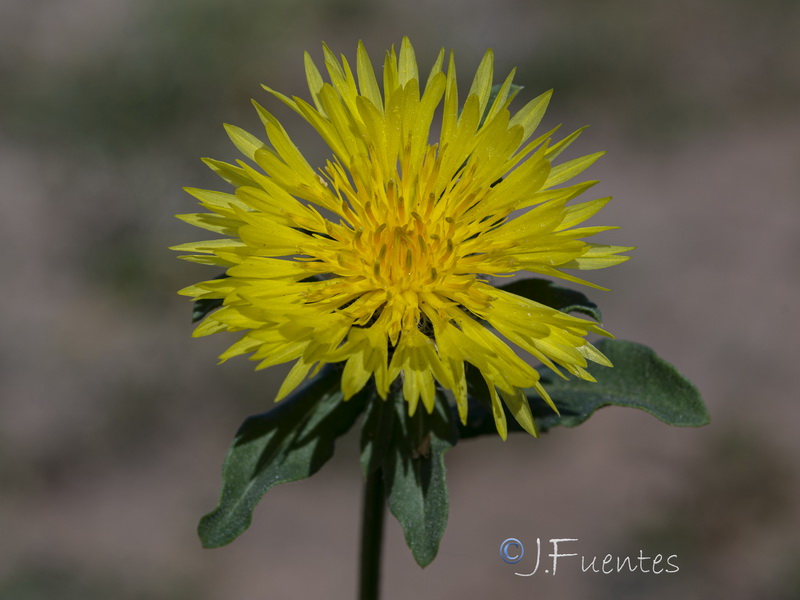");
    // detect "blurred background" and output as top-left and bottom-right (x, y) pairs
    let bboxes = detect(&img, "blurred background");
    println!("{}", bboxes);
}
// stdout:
(2, 0), (799, 598)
